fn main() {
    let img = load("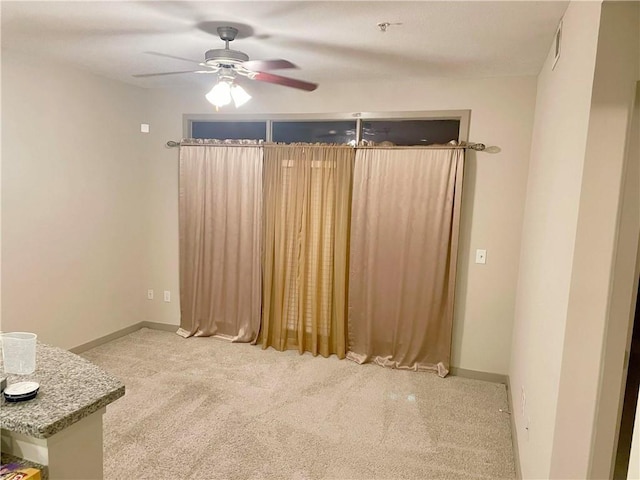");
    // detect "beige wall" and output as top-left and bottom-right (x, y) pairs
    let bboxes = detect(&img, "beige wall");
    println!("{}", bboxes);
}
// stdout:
(144, 75), (537, 375)
(510, 1), (640, 478)
(552, 2), (640, 477)
(1, 51), (150, 349)
(0, 48), (537, 376)
(589, 79), (640, 478)
(509, 2), (601, 478)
